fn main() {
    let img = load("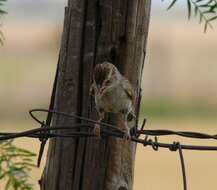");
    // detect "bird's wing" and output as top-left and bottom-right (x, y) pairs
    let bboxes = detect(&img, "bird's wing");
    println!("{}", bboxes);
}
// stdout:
(121, 77), (135, 103)
(89, 83), (96, 96)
